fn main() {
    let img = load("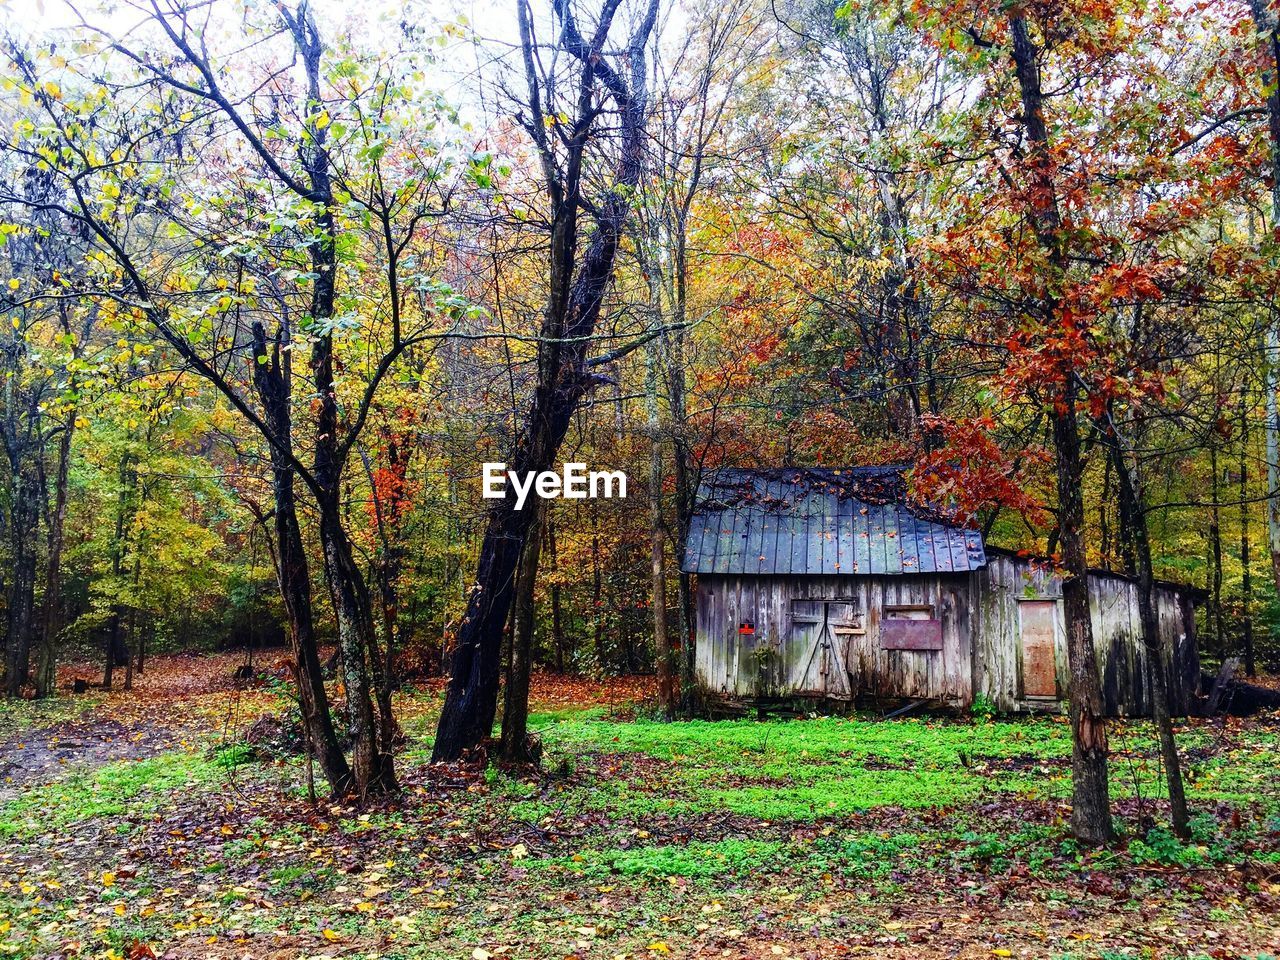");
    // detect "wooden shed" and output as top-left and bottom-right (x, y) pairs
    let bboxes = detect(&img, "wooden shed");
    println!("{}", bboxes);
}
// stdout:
(682, 467), (1202, 716)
